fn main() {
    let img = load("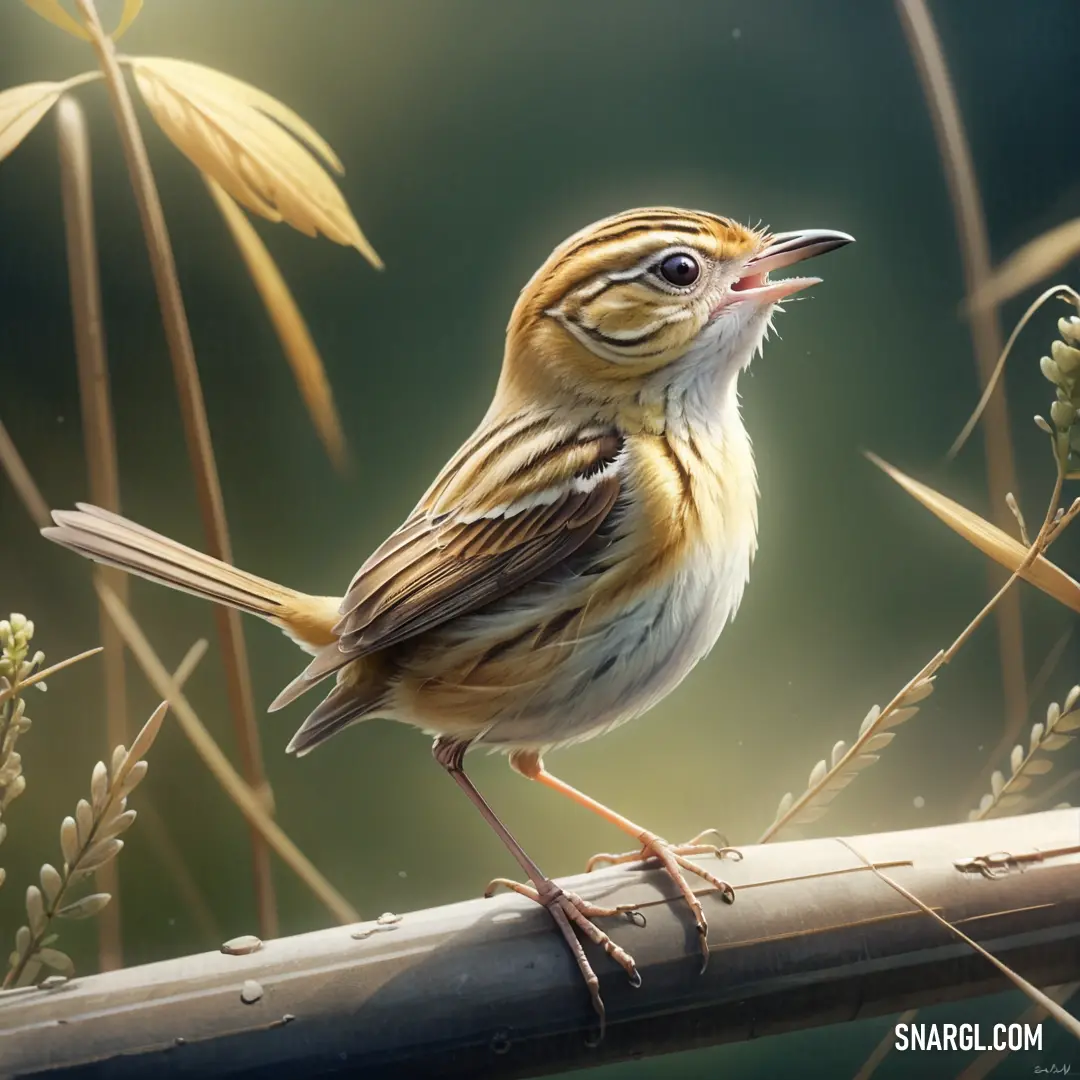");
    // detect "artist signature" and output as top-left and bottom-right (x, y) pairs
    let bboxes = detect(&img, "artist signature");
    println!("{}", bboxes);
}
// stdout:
(1034, 1066), (1071, 1076)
